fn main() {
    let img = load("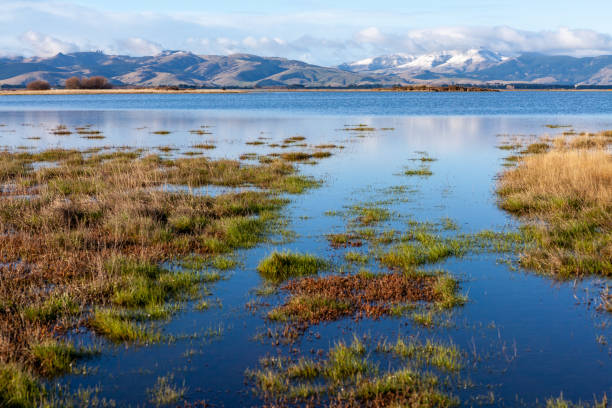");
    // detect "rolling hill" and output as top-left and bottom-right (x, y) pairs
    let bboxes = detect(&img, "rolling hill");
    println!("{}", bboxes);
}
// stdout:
(1, 50), (611, 87)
